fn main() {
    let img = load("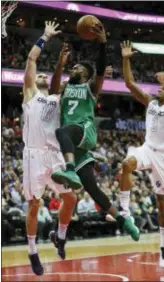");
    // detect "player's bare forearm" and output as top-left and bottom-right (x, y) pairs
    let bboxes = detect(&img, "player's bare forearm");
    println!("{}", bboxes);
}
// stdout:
(127, 81), (152, 106)
(123, 59), (151, 106)
(24, 21), (61, 90)
(89, 23), (107, 96)
(90, 41), (106, 95)
(121, 41), (151, 106)
(24, 34), (50, 90)
(50, 63), (63, 94)
(122, 58), (135, 85)
(50, 43), (70, 94)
